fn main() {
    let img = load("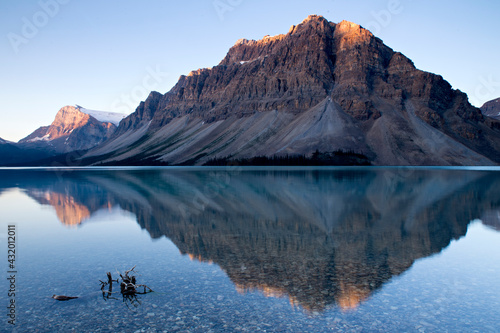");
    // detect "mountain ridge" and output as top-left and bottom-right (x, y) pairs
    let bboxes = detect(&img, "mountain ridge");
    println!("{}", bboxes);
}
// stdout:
(19, 105), (118, 153)
(81, 15), (500, 166)
(3, 15), (500, 166)
(0, 105), (126, 166)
